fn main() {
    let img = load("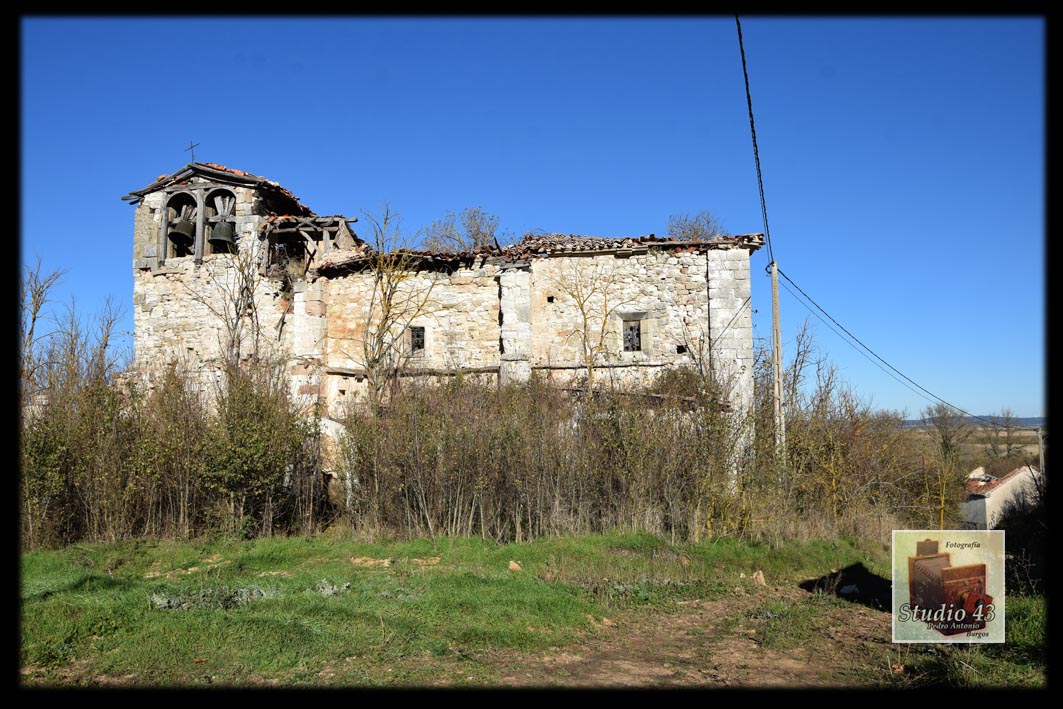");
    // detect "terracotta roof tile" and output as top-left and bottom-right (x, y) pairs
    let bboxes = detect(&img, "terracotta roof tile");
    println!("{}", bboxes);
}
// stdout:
(502, 232), (764, 257)
(965, 465), (1039, 496)
(123, 163), (314, 217)
(198, 162), (254, 177)
(312, 232), (764, 274)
